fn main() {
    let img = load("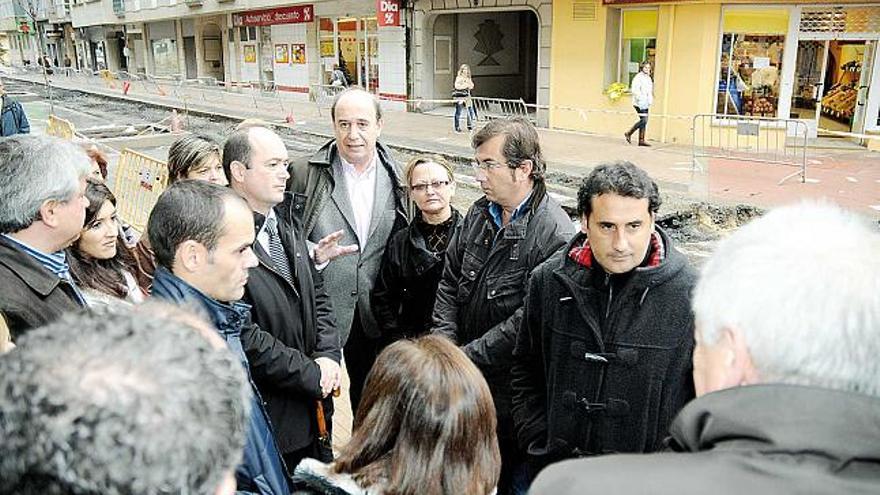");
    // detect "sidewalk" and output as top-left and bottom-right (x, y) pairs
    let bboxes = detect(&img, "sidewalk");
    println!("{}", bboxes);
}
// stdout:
(11, 72), (880, 218)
